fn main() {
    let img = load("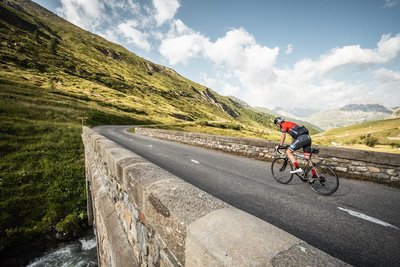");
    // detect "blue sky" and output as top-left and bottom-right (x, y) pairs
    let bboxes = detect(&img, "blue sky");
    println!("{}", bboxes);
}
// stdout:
(33, 0), (400, 110)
